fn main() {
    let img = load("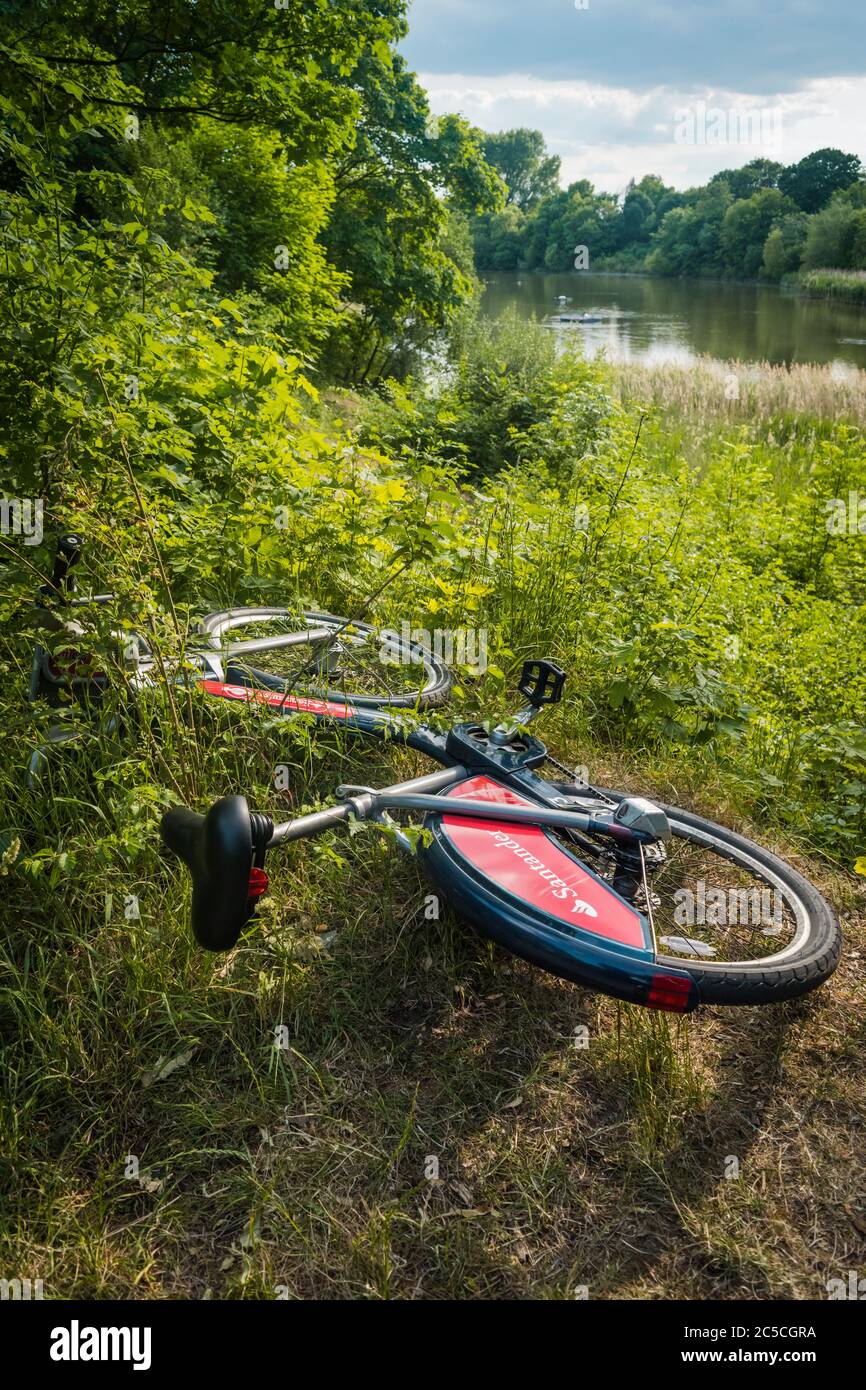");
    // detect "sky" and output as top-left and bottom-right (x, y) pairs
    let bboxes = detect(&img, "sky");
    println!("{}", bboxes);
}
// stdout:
(401, 0), (866, 195)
